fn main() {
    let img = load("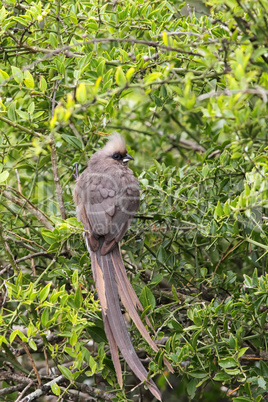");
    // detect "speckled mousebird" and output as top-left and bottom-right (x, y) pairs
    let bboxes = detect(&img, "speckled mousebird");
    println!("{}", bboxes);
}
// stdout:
(74, 134), (173, 400)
